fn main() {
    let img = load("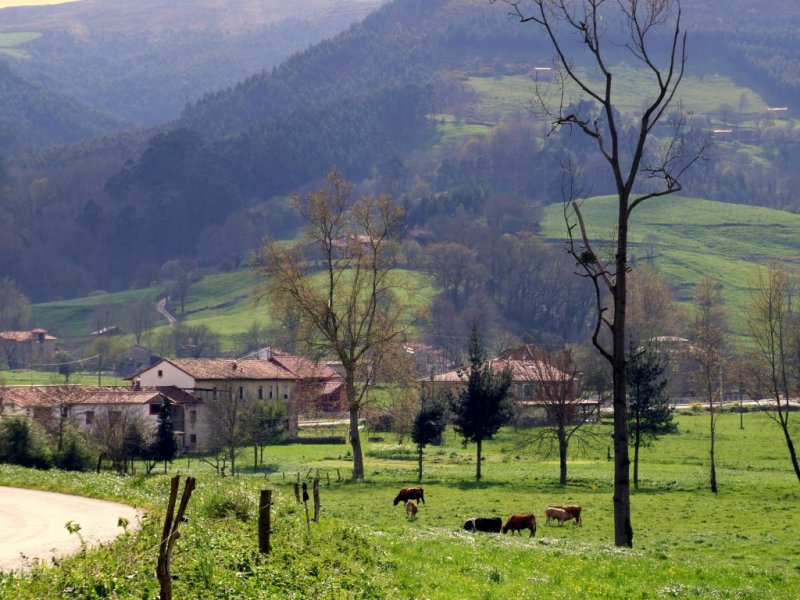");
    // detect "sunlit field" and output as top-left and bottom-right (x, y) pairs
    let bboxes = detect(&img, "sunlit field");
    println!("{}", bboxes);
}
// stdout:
(1, 410), (798, 598)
